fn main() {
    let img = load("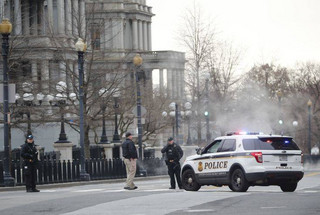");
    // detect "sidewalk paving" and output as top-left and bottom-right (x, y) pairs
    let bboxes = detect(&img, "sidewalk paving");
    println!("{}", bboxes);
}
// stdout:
(0, 175), (168, 192)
